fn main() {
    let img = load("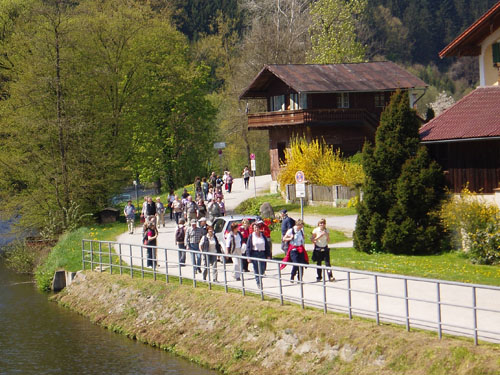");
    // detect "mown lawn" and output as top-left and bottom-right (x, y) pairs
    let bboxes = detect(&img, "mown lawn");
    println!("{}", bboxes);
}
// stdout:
(234, 193), (356, 217)
(275, 246), (500, 286)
